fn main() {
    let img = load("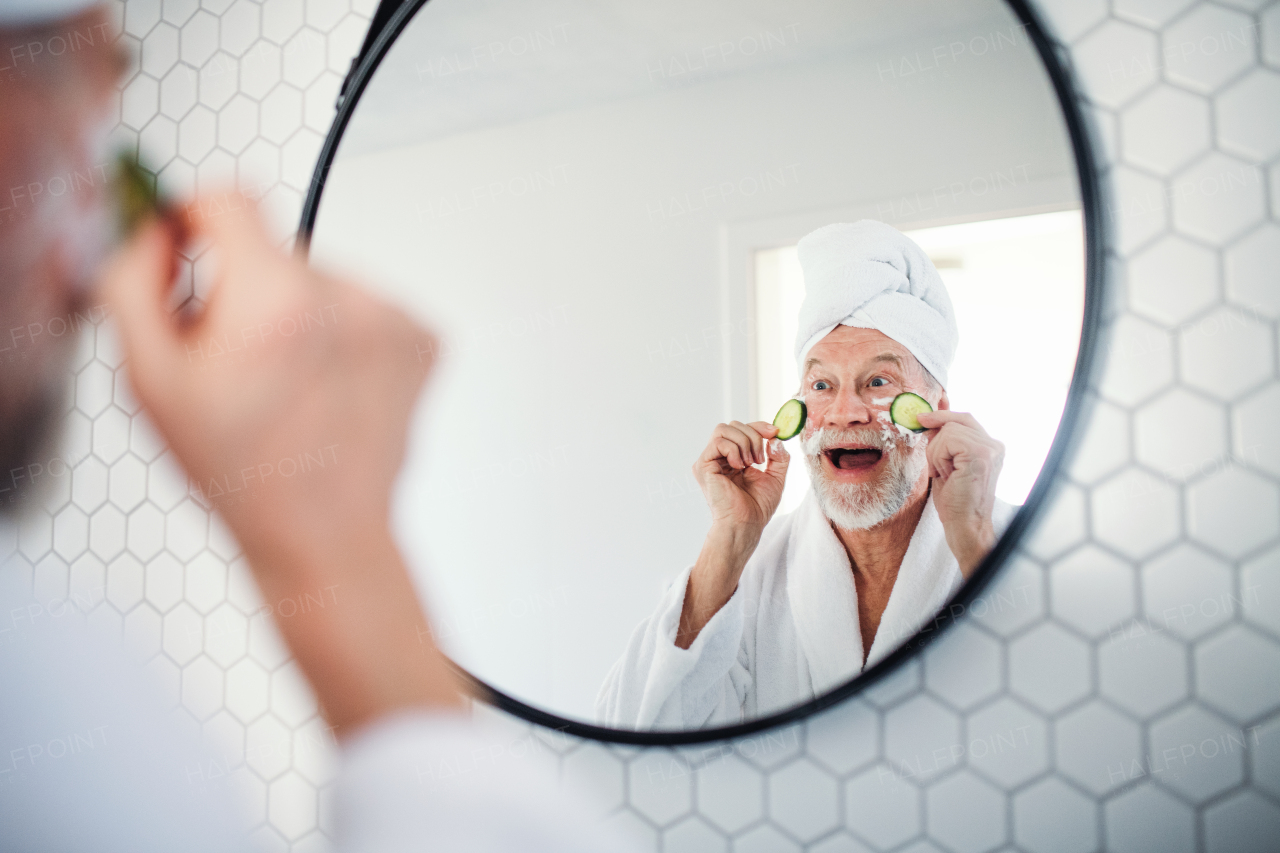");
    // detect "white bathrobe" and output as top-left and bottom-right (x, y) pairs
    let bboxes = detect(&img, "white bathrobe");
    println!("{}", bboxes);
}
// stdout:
(597, 489), (1017, 730)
